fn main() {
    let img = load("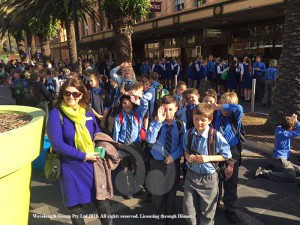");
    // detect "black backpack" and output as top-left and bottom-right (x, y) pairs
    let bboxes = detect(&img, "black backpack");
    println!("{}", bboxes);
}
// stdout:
(187, 127), (234, 181)
(229, 114), (245, 153)
(23, 84), (44, 107)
